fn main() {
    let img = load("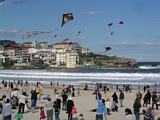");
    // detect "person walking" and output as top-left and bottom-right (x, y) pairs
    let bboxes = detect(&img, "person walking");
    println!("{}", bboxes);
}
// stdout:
(96, 91), (107, 120)
(133, 98), (141, 120)
(119, 90), (124, 107)
(2, 99), (12, 120)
